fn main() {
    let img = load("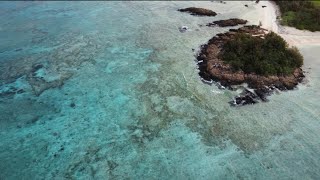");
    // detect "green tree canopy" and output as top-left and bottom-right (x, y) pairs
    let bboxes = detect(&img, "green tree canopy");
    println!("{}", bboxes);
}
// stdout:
(220, 32), (303, 76)
(275, 0), (320, 32)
